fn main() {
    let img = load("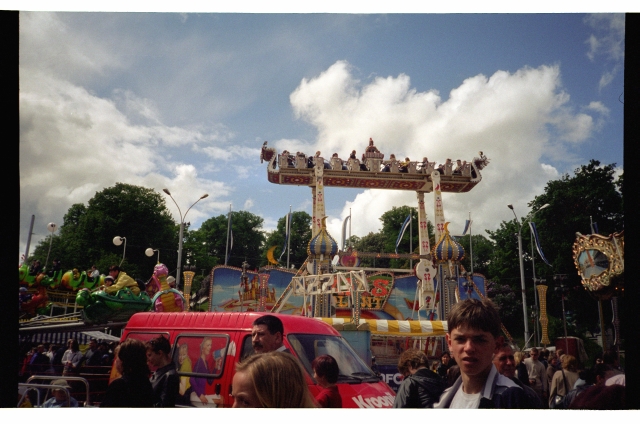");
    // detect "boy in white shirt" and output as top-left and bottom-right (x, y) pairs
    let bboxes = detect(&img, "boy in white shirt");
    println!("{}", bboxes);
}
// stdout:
(435, 299), (536, 409)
